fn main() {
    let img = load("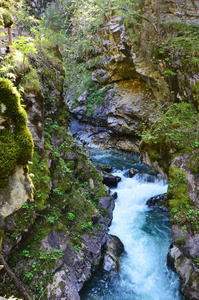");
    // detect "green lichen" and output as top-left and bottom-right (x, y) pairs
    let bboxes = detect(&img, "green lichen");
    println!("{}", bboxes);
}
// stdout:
(0, 78), (34, 187)
(168, 166), (190, 210)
